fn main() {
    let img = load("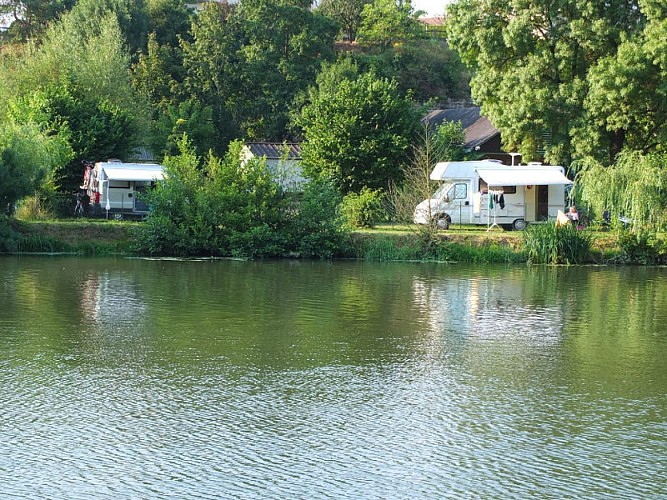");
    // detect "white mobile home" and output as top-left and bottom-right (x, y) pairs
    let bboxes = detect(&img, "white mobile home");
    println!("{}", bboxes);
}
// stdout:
(414, 160), (572, 230)
(82, 161), (165, 219)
